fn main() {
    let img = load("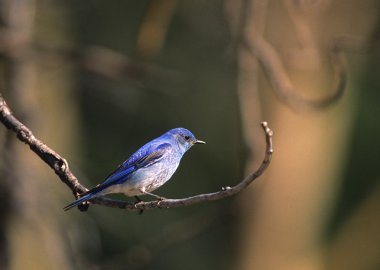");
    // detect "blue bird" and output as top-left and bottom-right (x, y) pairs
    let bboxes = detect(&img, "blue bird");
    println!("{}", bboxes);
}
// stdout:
(64, 128), (205, 211)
